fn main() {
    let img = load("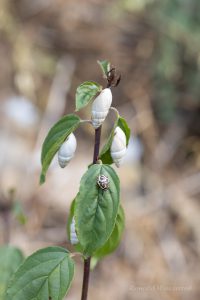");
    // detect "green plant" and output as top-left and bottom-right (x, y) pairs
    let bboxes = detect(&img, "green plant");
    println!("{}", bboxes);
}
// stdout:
(5, 60), (130, 300)
(0, 189), (26, 299)
(0, 246), (24, 299)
